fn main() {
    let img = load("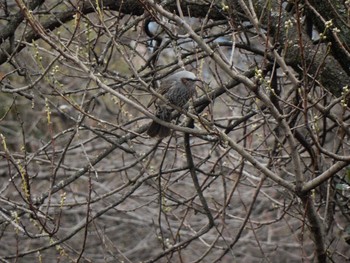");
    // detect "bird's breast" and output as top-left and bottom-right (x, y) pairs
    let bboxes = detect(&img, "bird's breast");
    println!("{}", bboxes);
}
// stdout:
(166, 86), (194, 107)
